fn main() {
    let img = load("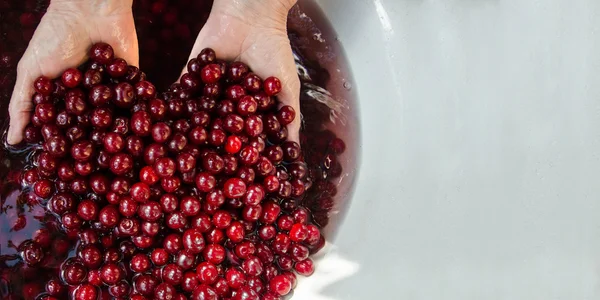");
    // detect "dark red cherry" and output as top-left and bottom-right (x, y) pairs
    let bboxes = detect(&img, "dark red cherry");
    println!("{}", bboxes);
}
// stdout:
(200, 64), (222, 84)
(107, 58), (128, 77)
(61, 68), (82, 88)
(197, 48), (216, 65)
(113, 82), (135, 108)
(263, 76), (282, 96)
(243, 73), (262, 93)
(135, 80), (156, 99)
(89, 42), (114, 64)
(34, 76), (52, 96)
